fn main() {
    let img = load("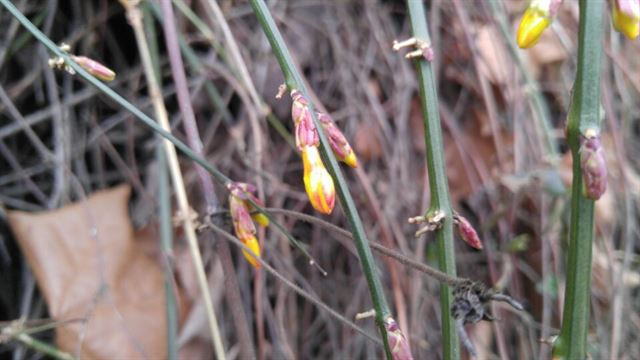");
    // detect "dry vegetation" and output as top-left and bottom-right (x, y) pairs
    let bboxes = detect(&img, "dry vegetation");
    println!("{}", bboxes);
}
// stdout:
(1, 0), (639, 359)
